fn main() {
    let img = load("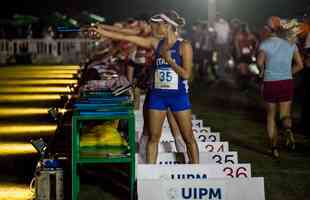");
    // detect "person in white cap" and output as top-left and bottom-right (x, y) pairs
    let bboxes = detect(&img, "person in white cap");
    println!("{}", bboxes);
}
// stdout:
(89, 10), (199, 164)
